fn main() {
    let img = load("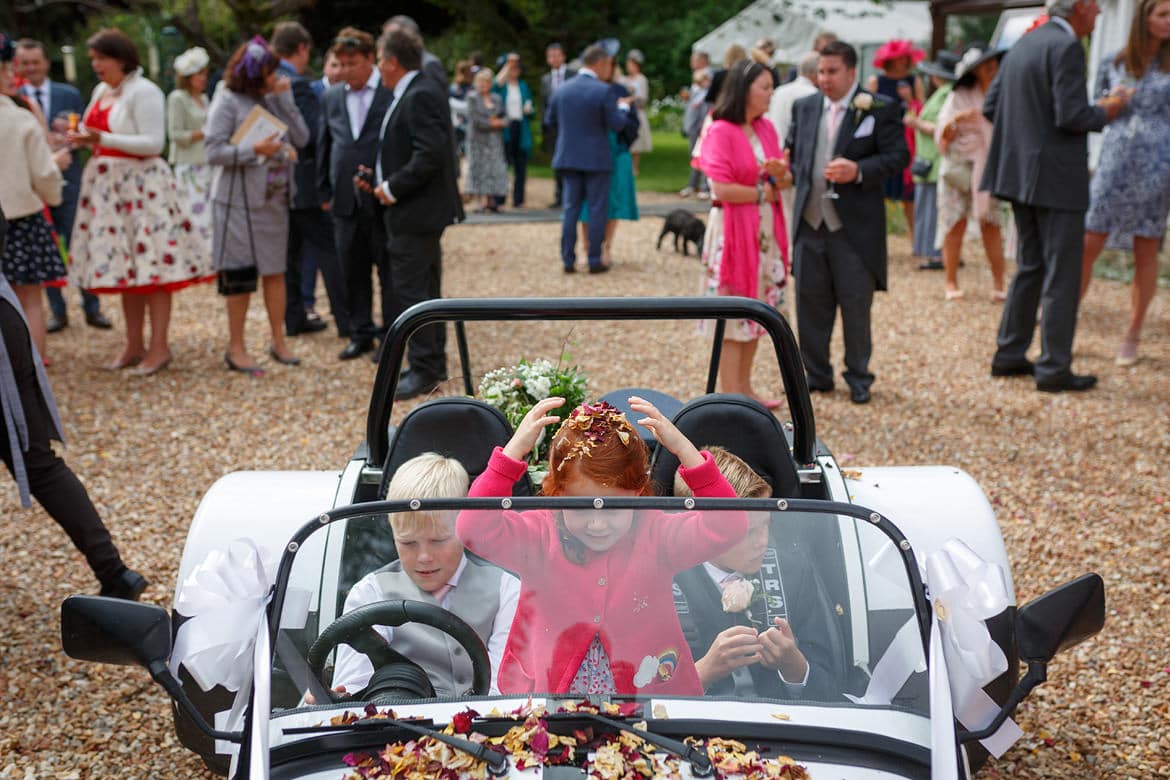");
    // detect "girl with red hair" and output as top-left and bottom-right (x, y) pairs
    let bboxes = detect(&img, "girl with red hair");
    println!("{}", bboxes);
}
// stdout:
(457, 396), (746, 696)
